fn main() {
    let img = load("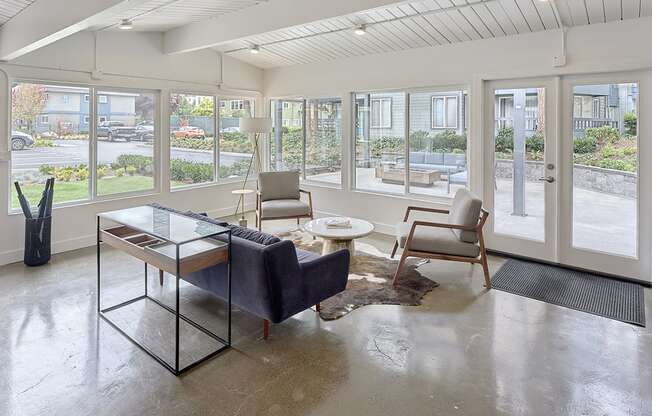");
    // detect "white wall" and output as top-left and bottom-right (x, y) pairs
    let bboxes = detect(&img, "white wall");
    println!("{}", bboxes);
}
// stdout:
(0, 30), (264, 265)
(263, 17), (652, 234)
